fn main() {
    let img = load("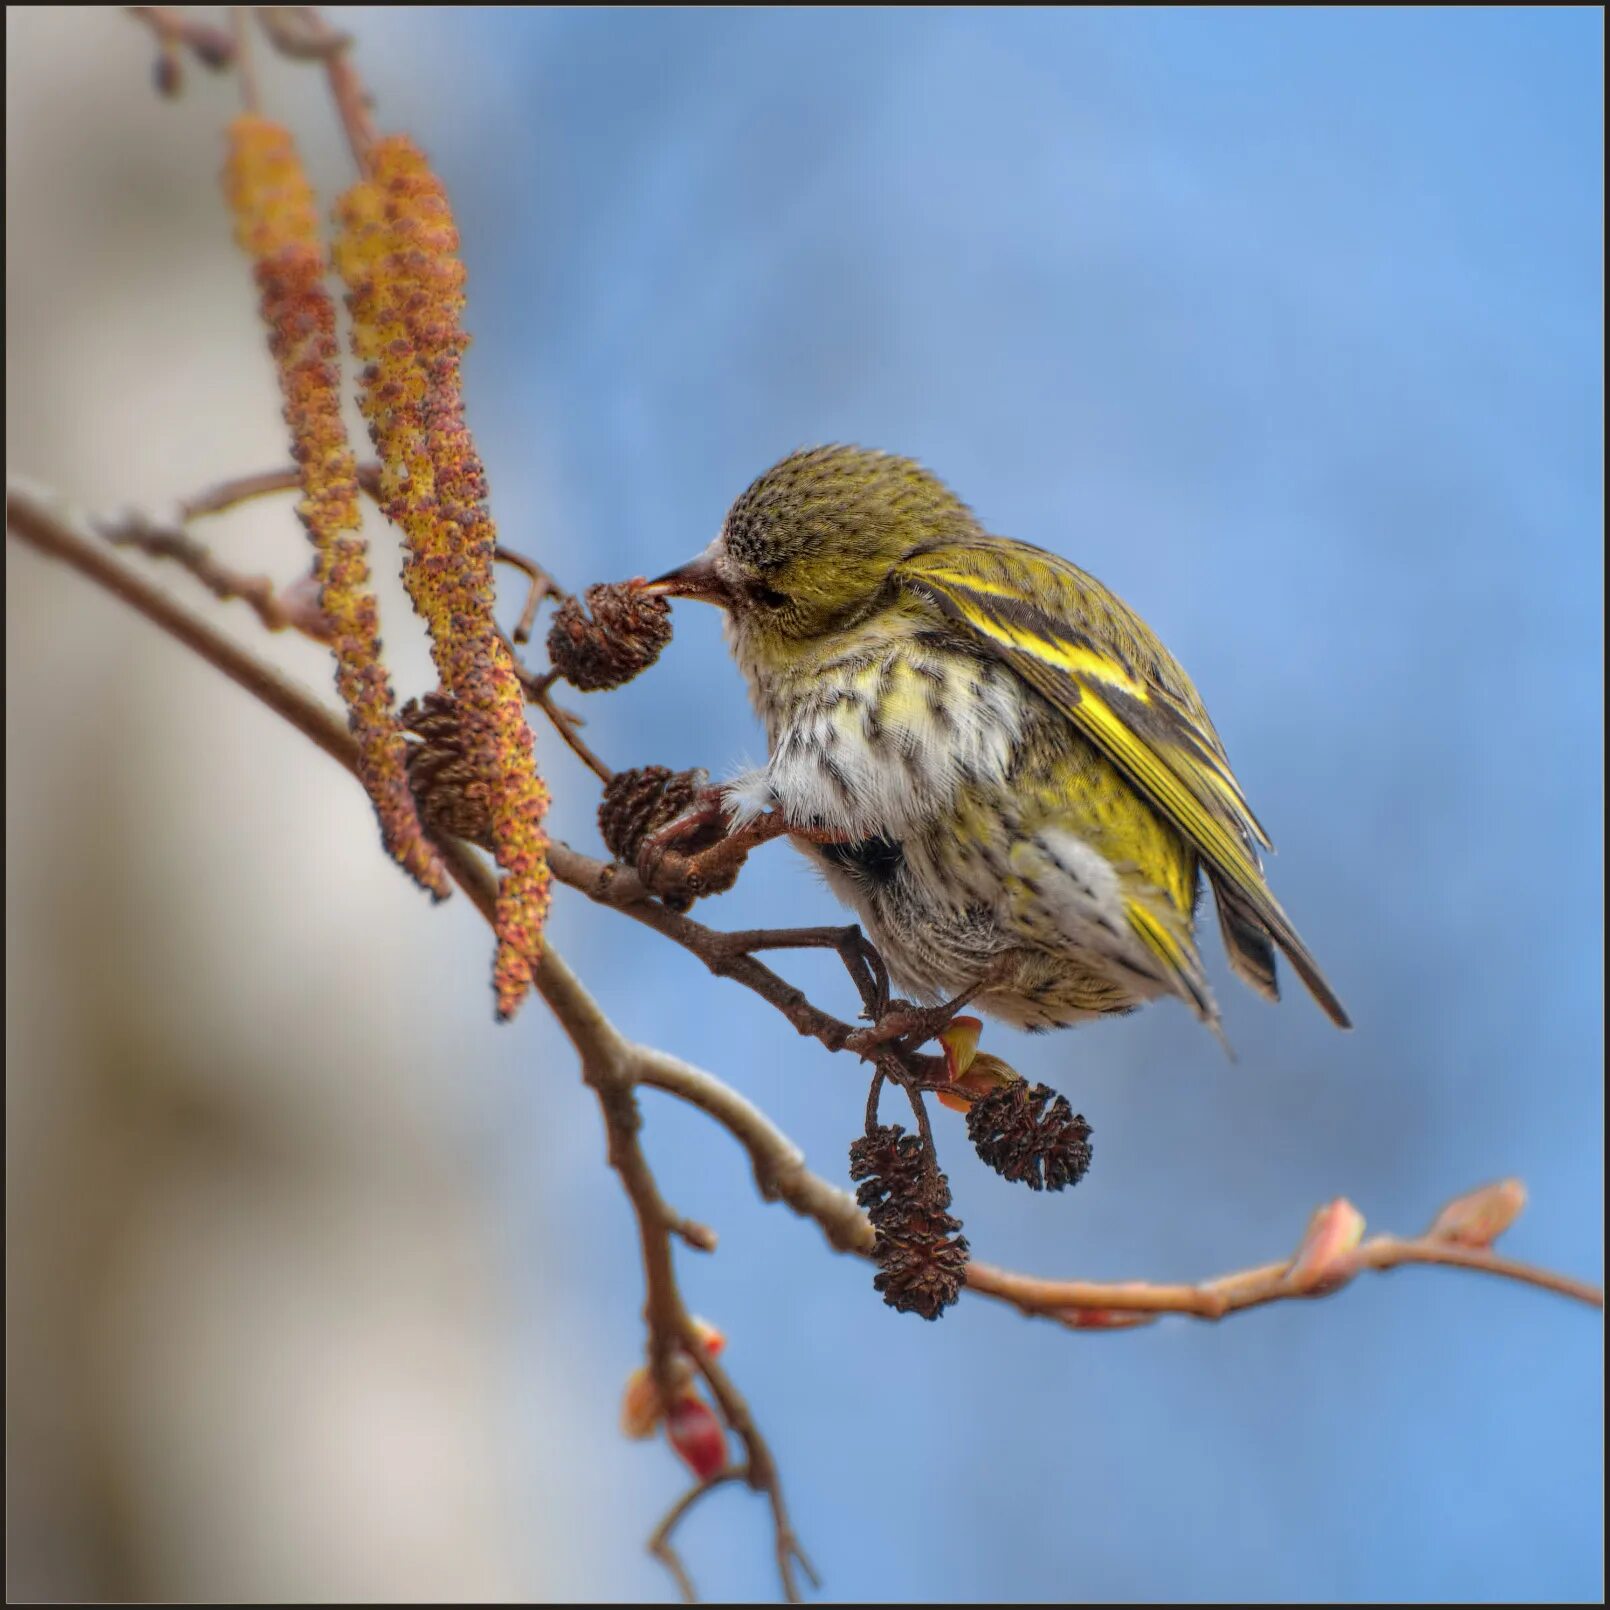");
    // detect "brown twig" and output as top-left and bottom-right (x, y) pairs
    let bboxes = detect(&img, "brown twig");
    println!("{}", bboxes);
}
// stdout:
(494, 544), (569, 644)
(92, 501), (332, 640)
(179, 464), (311, 520)
(129, 6), (234, 61)
(544, 841), (950, 1089)
(230, 7), (261, 112)
(6, 484), (819, 1595)
(252, 5), (351, 61)
(963, 1229), (1608, 1324)
(685, 1348), (819, 1600)
(9, 480), (352, 766)
(254, 6), (375, 175)
(631, 1040), (1606, 1322)
(169, 466), (609, 782)
(670, 1216), (719, 1254)
(547, 845), (873, 1055)
(713, 925), (888, 1021)
(507, 647), (616, 784)
(648, 1469), (746, 1603)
